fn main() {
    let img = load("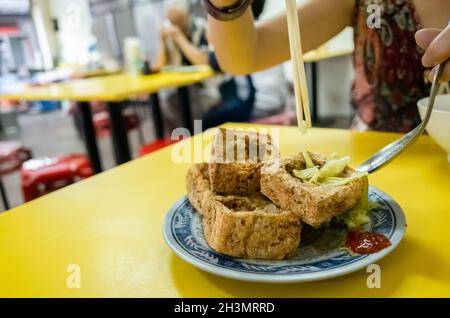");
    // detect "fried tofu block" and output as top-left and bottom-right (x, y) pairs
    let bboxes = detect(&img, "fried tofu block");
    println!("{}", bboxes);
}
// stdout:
(260, 153), (368, 228)
(186, 162), (214, 215)
(187, 164), (301, 260)
(209, 128), (275, 194)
